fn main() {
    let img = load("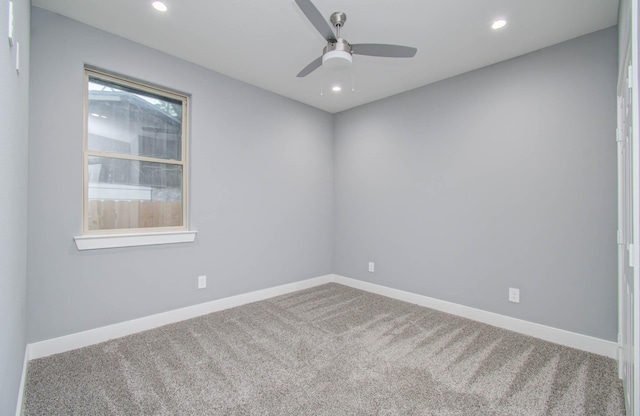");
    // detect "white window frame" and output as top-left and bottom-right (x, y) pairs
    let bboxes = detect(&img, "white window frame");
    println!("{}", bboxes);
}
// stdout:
(74, 68), (195, 250)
